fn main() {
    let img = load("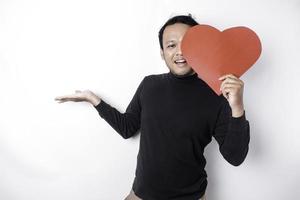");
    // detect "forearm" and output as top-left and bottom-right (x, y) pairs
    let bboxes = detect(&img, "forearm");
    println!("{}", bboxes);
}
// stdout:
(220, 113), (250, 166)
(94, 99), (141, 139)
(92, 76), (144, 139)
